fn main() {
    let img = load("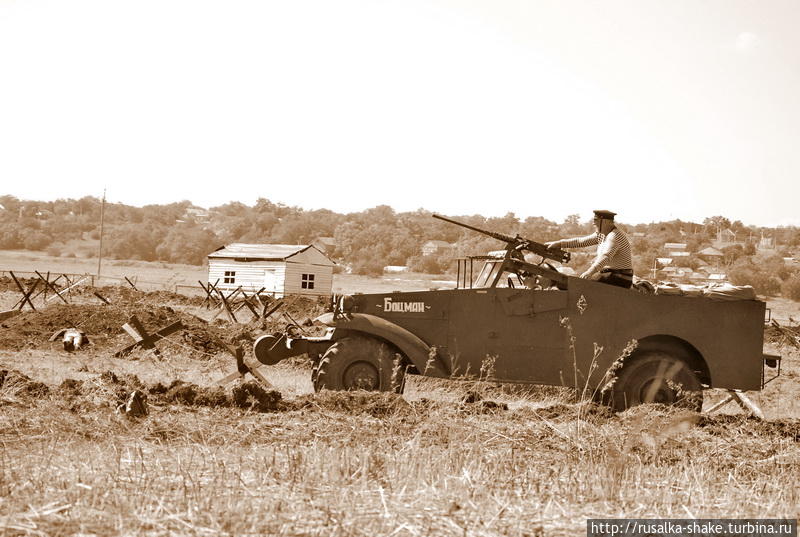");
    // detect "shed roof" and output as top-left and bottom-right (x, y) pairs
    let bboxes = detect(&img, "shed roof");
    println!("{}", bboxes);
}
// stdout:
(311, 237), (336, 252)
(698, 247), (724, 256)
(208, 243), (329, 262)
